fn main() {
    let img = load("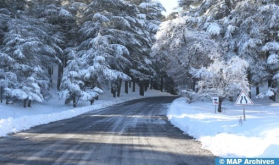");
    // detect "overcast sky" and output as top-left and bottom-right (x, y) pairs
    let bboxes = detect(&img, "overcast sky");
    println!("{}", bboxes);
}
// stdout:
(157, 0), (178, 16)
